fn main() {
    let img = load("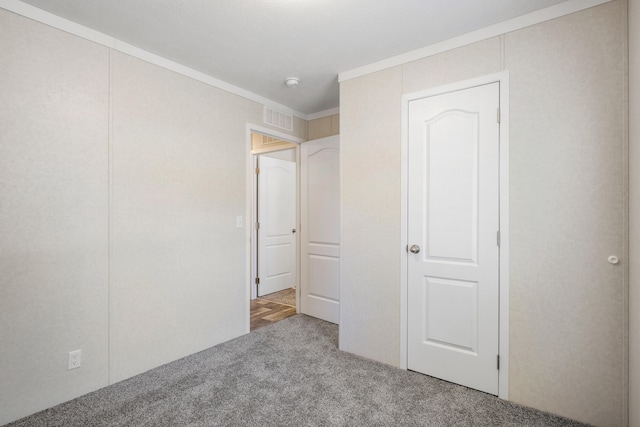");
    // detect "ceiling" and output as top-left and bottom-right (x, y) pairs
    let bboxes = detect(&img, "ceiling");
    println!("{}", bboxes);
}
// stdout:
(18, 0), (568, 116)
